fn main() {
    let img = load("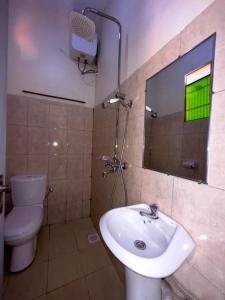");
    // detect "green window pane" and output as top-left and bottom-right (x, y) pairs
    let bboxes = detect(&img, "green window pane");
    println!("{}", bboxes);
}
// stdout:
(185, 75), (211, 122)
